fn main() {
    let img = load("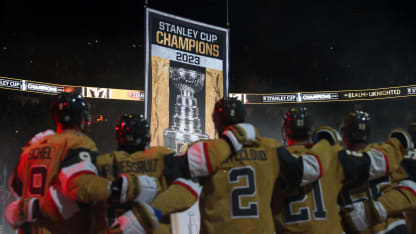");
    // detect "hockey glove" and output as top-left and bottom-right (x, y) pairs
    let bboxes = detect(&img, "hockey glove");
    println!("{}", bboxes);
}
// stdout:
(5, 197), (39, 229)
(340, 199), (386, 233)
(110, 174), (158, 204)
(40, 185), (80, 221)
(222, 123), (257, 153)
(313, 126), (342, 145)
(163, 153), (189, 185)
(109, 210), (146, 234)
(109, 202), (162, 234)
